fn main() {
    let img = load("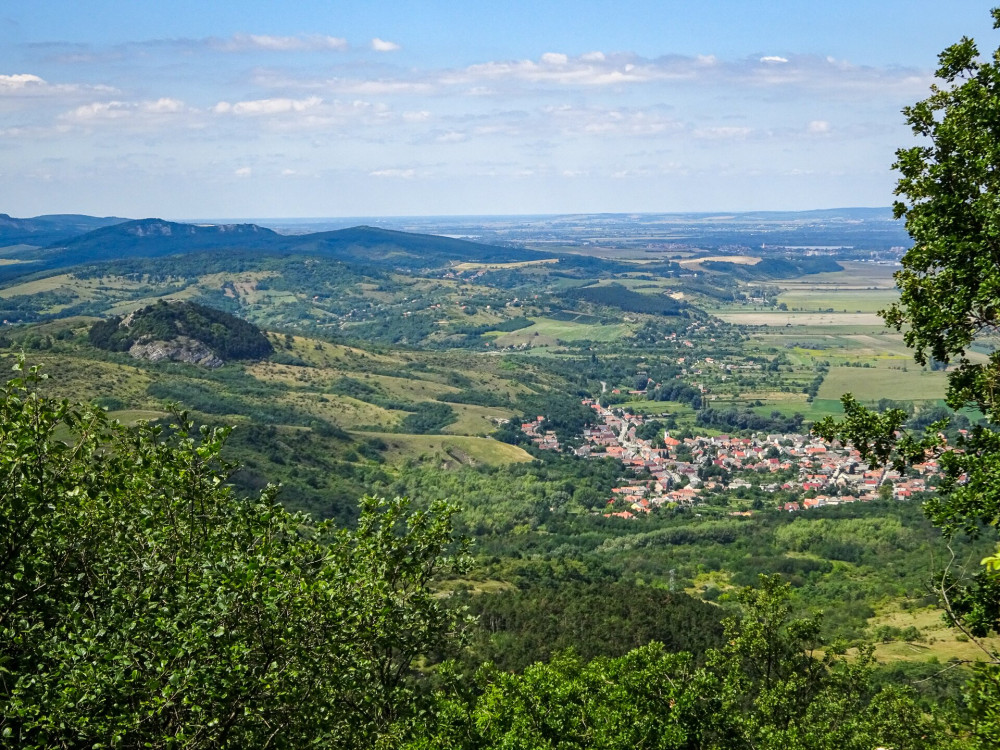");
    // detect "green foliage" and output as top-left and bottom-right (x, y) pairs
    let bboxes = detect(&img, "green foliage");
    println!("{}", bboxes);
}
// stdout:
(0, 360), (470, 748)
(514, 389), (595, 445)
(816, 11), (1000, 743)
(458, 582), (725, 672)
(697, 406), (805, 434)
(399, 402), (457, 434)
(410, 576), (947, 750)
